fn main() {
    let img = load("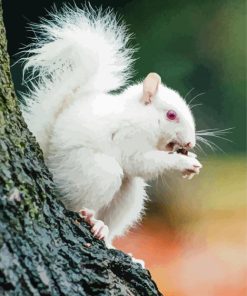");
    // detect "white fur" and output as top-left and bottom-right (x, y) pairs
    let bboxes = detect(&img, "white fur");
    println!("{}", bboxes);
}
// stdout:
(21, 6), (202, 245)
